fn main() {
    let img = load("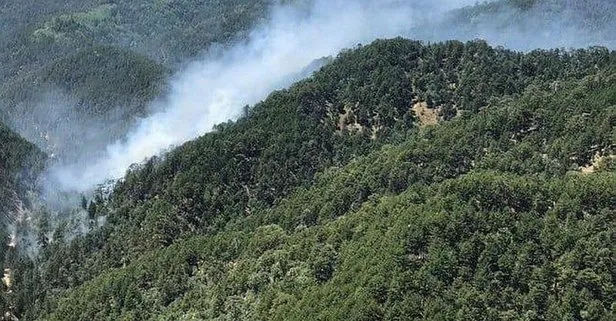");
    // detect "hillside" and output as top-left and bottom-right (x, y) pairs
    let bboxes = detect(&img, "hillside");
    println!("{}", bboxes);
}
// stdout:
(4, 38), (613, 320)
(0, 124), (45, 220)
(0, 1), (615, 320)
(2, 0), (615, 163)
(0, 123), (45, 316)
(0, 0), (272, 82)
(0, 0), (269, 163)
(0, 0), (271, 78)
(0, 46), (167, 161)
